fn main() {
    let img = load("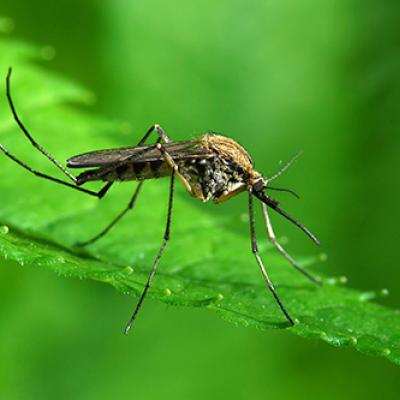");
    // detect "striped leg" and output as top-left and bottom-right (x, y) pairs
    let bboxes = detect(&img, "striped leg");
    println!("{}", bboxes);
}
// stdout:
(76, 181), (144, 246)
(261, 203), (321, 285)
(5, 68), (79, 183)
(141, 124), (193, 195)
(76, 123), (189, 246)
(124, 172), (176, 334)
(249, 190), (294, 326)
